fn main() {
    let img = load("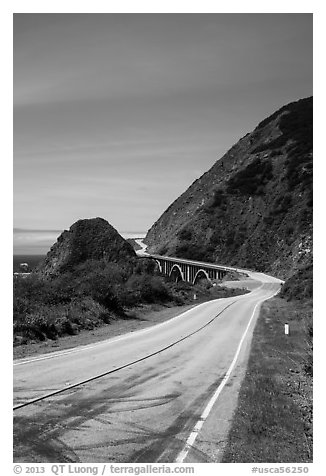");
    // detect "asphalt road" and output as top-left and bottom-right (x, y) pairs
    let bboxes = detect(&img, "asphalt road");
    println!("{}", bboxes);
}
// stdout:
(13, 271), (282, 463)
